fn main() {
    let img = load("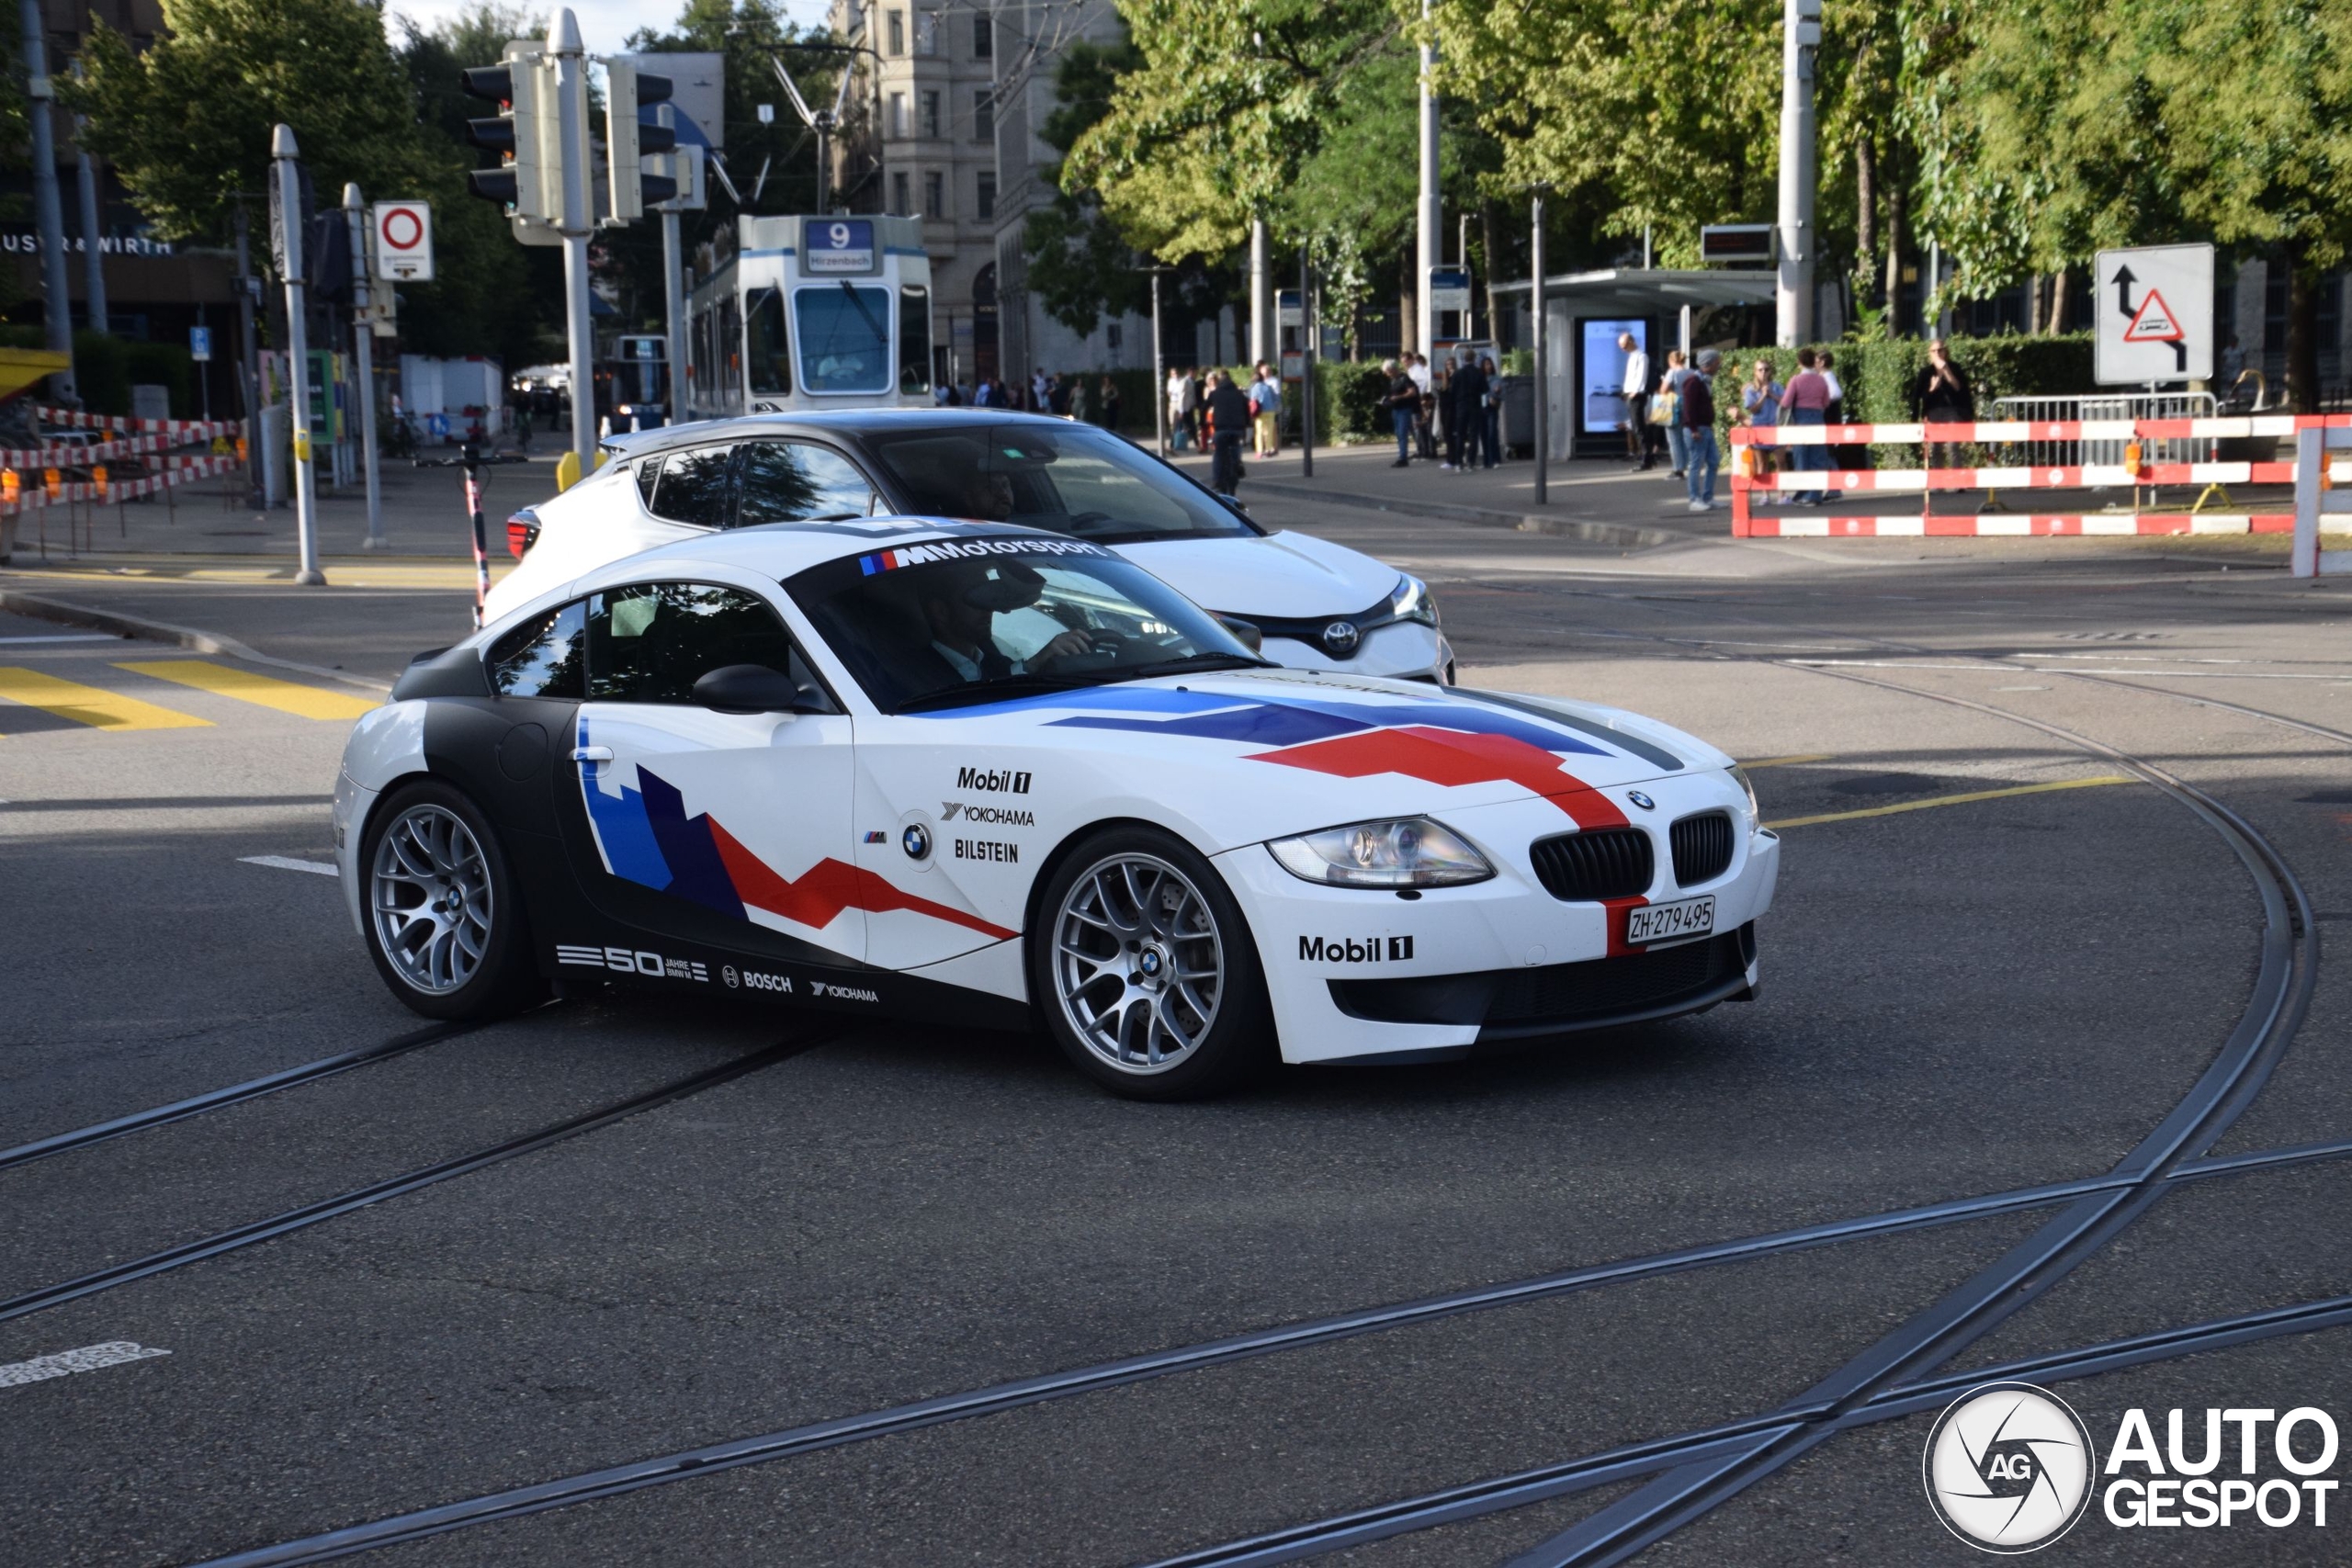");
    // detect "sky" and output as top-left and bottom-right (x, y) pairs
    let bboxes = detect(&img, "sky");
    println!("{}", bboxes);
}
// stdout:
(382, 0), (833, 56)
